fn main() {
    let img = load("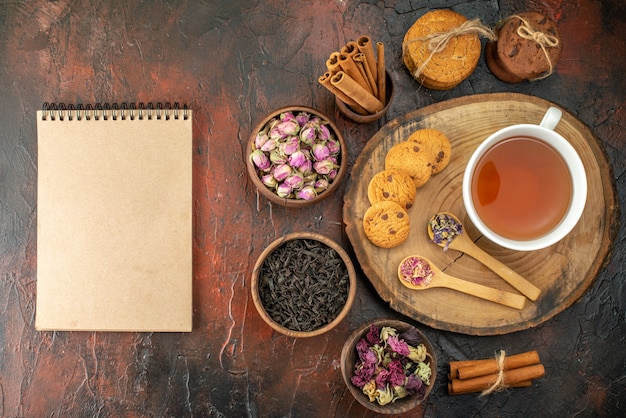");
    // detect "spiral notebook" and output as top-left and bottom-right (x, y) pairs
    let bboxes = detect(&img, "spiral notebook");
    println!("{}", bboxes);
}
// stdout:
(36, 103), (193, 332)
